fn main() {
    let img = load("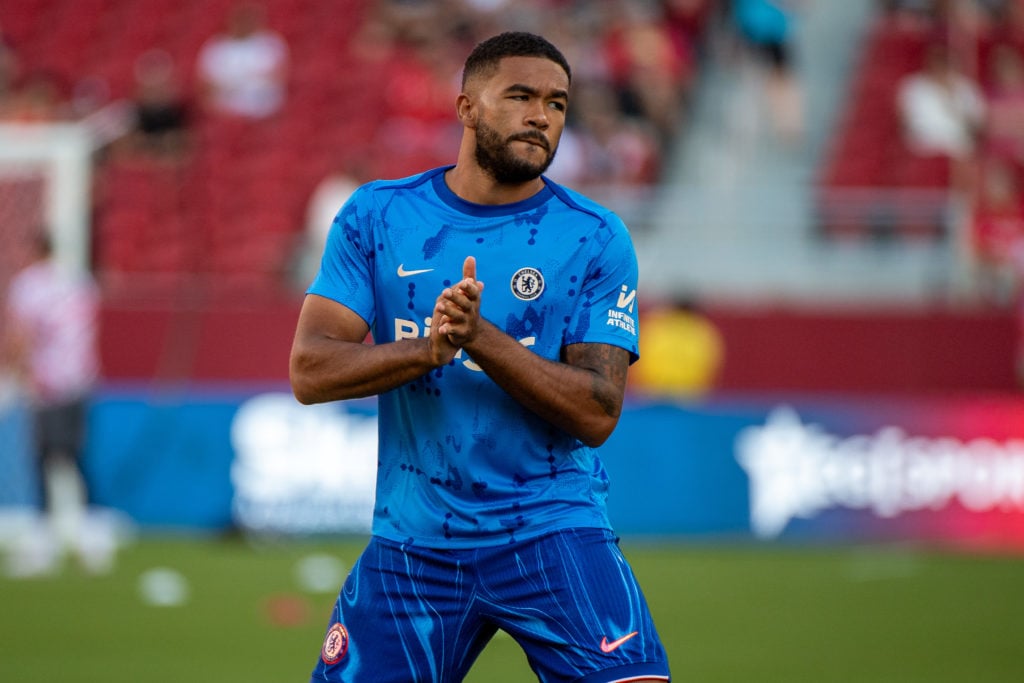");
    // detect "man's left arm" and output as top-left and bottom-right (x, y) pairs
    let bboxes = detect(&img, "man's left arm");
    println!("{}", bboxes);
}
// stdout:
(466, 323), (628, 448)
